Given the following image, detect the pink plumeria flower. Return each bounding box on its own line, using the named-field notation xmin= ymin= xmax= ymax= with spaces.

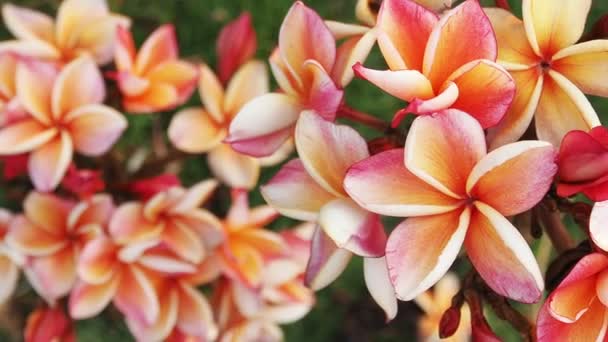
xmin=0 ymin=56 xmax=127 ymax=191
xmin=0 ymin=209 xmax=23 ymax=304
xmin=355 ymin=0 xmax=515 ymax=129
xmin=216 ymin=189 xmax=285 ymax=288
xmin=485 ymin=0 xmax=608 ymax=148
xmin=168 ymin=20 xmax=291 ymax=189
xmin=262 ymin=111 xmax=397 ymax=320
xmin=216 ymin=13 xmax=257 ymax=85
xmin=25 ymin=306 xmax=76 ymax=342
xmin=416 ymin=273 xmax=471 ymax=341
xmin=344 ymin=109 xmax=557 ymax=303
xmin=227 ymin=1 xmax=348 ymax=158
xmin=0 ymin=0 xmax=129 ymax=65
xmin=114 ymin=25 xmax=199 ymax=114
xmin=0 ymin=53 xmax=27 ymax=126
xmin=6 ymin=192 xmax=114 ymax=304
xmin=109 ymin=180 xmax=224 ymax=266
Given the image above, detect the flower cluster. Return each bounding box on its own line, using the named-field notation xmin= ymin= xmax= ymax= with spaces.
xmin=0 ymin=0 xmax=607 ymax=341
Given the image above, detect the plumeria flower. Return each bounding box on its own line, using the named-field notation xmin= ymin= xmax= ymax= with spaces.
xmin=485 ymin=0 xmax=608 ymax=148
xmin=109 ymin=180 xmax=224 ymax=266
xmin=227 ymin=1 xmax=347 ymax=158
xmin=25 ymin=306 xmax=76 ymax=342
xmin=416 ymin=273 xmax=471 ymax=342
xmin=0 ymin=53 xmax=27 ymax=126
xmin=262 ymin=111 xmax=396 ymax=320
xmin=169 ymin=16 xmax=291 ymax=189
xmin=344 ymin=109 xmax=557 ymax=302
xmin=217 ymin=189 xmax=286 ymax=288
xmin=536 ymin=202 xmax=608 ymax=342
xmin=216 ymin=13 xmax=257 ymax=85
xmin=355 ymin=0 xmax=515 ymax=129
xmin=0 ymin=0 xmax=129 ymax=65
xmin=0 ymin=56 xmax=127 ymax=191
xmin=556 ymin=126 xmax=608 ymax=201
xmin=0 ymin=209 xmax=23 ymax=305
xmin=114 ymin=25 xmax=198 ymax=113
xmin=6 ymin=192 xmax=114 ymax=304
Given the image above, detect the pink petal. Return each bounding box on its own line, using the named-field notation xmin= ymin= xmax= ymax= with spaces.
xmin=125 ymin=286 xmax=179 ymax=342
xmin=207 ymin=143 xmax=260 ymax=190
xmin=223 ymin=60 xmax=269 ymax=118
xmin=465 ymin=202 xmax=544 ymax=303
xmin=548 ymin=275 xmax=596 ymax=323
xmin=69 ymin=278 xmax=119 ymax=319
xmin=295 ymin=110 xmax=369 ymax=197
xmin=15 ymin=60 xmax=57 ymax=125
xmin=134 ymin=24 xmax=178 ymax=75
xmin=591 ymin=202 xmax=608 ymax=252
xmin=51 ymin=57 xmax=105 ymax=120
xmin=6 ymin=216 xmax=66 ymax=256
xmin=318 ymin=198 xmax=386 ymax=257
xmin=114 ymin=265 xmax=160 ymax=325
xmin=386 ymin=208 xmax=470 ymax=301
xmin=122 ymin=82 xmax=179 ymax=113
xmin=552 ymin=40 xmax=608 ymax=98
xmin=405 ymin=109 xmax=486 ymax=198
xmin=2 ymin=4 xmax=54 ymax=42
xmin=170 ymin=179 xmax=218 ymax=214
xmin=77 ymin=236 xmax=118 ymax=285
xmin=345 ymin=149 xmax=462 ymax=217
xmin=217 ymin=13 xmax=257 ymax=84
xmin=422 ymin=0 xmax=497 ymax=88
xmin=162 ymin=220 xmax=205 ymax=264
xmin=467 ymin=141 xmax=557 ymax=217
xmin=137 ymin=250 xmax=197 ymax=275
xmin=537 ymin=297 xmax=608 ymax=342
xmin=115 ymin=26 xmax=136 ymax=71
xmin=227 ymin=93 xmax=301 ymax=157
xmin=65 ymin=104 xmax=127 ymax=156
xmin=364 ymin=256 xmax=398 ymax=321
xmin=301 ymin=61 xmax=342 ymax=119
xmin=109 ymin=202 xmax=163 ymax=244
xmin=400 ymin=82 xmax=459 ymax=121
xmin=353 ymin=63 xmax=434 ymax=102
xmin=26 ymin=246 xmax=77 ymax=303
xmin=304 ymin=225 xmax=353 ymax=290
xmin=376 ymin=0 xmax=438 ymax=70
xmin=279 ymin=2 xmax=336 ymax=81
xmin=146 ymin=60 xmax=198 ymax=105
xmin=332 ymin=30 xmax=376 ymax=87
xmin=261 ymin=158 xmax=335 ymax=221
xmin=176 ymin=282 xmax=218 ymax=340
xmin=0 ymin=255 xmax=18 ymax=304
xmin=23 ymin=191 xmax=71 ymax=235
xmin=28 ymin=131 xmax=73 ymax=192
xmin=0 ymin=119 xmax=57 ymax=155
xmin=558 ymin=129 xmax=608 ymax=183
xmin=168 ymin=108 xmax=226 ymax=153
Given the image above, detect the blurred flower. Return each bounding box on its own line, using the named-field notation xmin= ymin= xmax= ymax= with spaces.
xmin=416 ymin=273 xmax=471 ymax=341
xmin=355 ymin=0 xmax=515 ymax=129
xmin=25 ymin=306 xmax=75 ymax=342
xmin=557 ymin=126 xmax=608 ymax=201
xmin=216 ymin=13 xmax=257 ymax=84
xmin=485 ymin=0 xmax=608 ymax=147
xmin=345 ymin=109 xmax=557 ymax=302
xmin=6 ymin=192 xmax=113 ymax=304
xmin=114 ymin=25 xmax=198 ymax=114
xmin=61 ymin=164 xmax=106 ymax=199
xmin=109 ymin=180 xmax=224 ymax=265
xmin=126 ymin=174 xmax=182 ymax=200
xmin=227 ymin=1 xmax=347 ymax=157
xmin=0 ymin=209 xmax=22 ymax=304
xmin=0 ymin=0 xmax=129 ymax=65
xmin=262 ymin=111 xmax=396 ymax=319
xmin=0 ymin=57 xmax=127 ymax=191
xmin=1 ymin=153 xmax=28 ymax=181
xmin=168 ymin=22 xmax=292 ymax=189
xmin=0 ymin=53 xmax=27 ymax=126
xmin=537 ymin=253 xmax=608 ymax=341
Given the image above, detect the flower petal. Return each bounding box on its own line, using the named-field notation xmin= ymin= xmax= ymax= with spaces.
xmin=55 ymin=0 xmax=109 ymax=46
xmin=318 ymin=198 xmax=386 ymax=257
xmin=401 ymin=82 xmax=459 ymax=119
xmin=447 ymin=59 xmax=515 ymax=129
xmin=279 ymin=2 xmax=335 ymax=81
xmin=301 ymin=60 xmax=342 ymax=120
xmin=72 ymin=15 xmax=130 ymax=65
xmin=122 ymin=82 xmax=178 ymax=113
xmin=51 ymin=57 xmax=105 ymax=120
xmin=198 ymin=64 xmax=225 ymax=123
xmin=217 ymin=13 xmax=257 ymax=84
xmin=591 ymin=202 xmax=608 ymax=253
xmin=227 ymin=93 xmax=301 ymax=158
xmin=16 ymin=60 xmax=57 ymax=125
xmin=207 ymin=143 xmax=259 ymax=190
xmin=2 ymin=4 xmax=54 ymax=42
xmin=114 ymin=265 xmax=160 ymax=325
xmin=69 ymin=278 xmax=119 ymax=319
xmin=168 ymin=107 xmax=225 ymax=153
xmin=77 ymin=236 xmax=117 ymax=285
xmin=6 ymin=216 xmax=66 ymax=256
xmin=537 ymin=296 xmax=608 ymax=342
xmin=26 ymin=246 xmax=77 ymax=303
xmin=295 ymin=110 xmax=369 ymax=197
xmin=126 ymin=286 xmax=178 ymax=342
xmin=0 ymin=119 xmax=57 ymax=155
xmin=522 ymin=0 xmax=591 ymax=58
xmin=170 ymin=179 xmax=218 ymax=214
xmin=467 ymin=140 xmax=557 ymax=216
xmin=387 ymin=208 xmax=470 ymax=301
xmin=23 ymin=191 xmax=71 ymax=236
xmin=134 ymin=24 xmax=178 ymax=75
xmin=405 ymin=109 xmax=486 ymax=198
xmin=115 ymin=26 xmax=135 ymax=71
xmin=0 ymin=255 xmax=18 ymax=304
xmin=423 ymin=0 xmax=497 ymax=88
xmin=146 ymin=61 xmax=197 ymax=105
xmin=28 ymin=131 xmax=73 ymax=192
xmin=162 ymin=221 xmax=205 ymax=264
xmin=176 ymin=282 xmax=218 ymax=340
xmin=65 ymin=104 xmax=127 ymax=156
xmin=345 ymin=149 xmax=462 ymax=217
xmin=261 ymin=159 xmax=335 ymax=221
xmin=304 ymin=226 xmax=353 ymax=290
xmin=484 ymin=8 xmax=539 ymax=68
xmin=547 ymin=275 xmax=596 ymax=323
xmin=224 ymin=60 xmax=269 ymax=118
xmin=353 ymin=63 xmax=434 ymax=102
xmin=109 ymin=202 xmax=163 ymax=244
xmin=552 ymin=40 xmax=608 ymax=97
xmin=466 ymin=202 xmax=544 ymax=303
xmin=364 ymin=256 xmax=398 ymax=321
xmin=535 ymin=70 xmax=600 ymax=146
xmin=332 ymin=30 xmax=377 ymax=87
xmin=376 ymin=0 xmax=438 ymax=70
xmin=486 ymin=68 xmax=544 ymax=149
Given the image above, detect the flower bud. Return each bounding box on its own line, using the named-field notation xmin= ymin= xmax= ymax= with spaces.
xmin=439 ymin=306 xmax=461 ymax=338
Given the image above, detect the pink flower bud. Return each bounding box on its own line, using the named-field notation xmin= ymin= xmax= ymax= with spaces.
xmin=439 ymin=306 xmax=461 ymax=338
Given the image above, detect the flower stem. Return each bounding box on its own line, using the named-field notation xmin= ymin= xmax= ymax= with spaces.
xmin=495 ymin=0 xmax=511 ymax=11
xmin=337 ymin=105 xmax=390 ymax=132
xmin=535 ymin=198 xmax=574 ymax=253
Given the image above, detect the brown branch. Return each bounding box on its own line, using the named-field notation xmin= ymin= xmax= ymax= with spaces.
xmin=535 ymin=198 xmax=575 ymax=253
xmin=337 ymin=105 xmax=390 ymax=132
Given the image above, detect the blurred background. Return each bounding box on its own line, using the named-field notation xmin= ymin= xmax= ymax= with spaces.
xmin=0 ymin=0 xmax=607 ymax=341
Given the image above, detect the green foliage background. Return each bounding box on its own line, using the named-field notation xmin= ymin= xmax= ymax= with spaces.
xmin=0 ymin=0 xmax=607 ymax=341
